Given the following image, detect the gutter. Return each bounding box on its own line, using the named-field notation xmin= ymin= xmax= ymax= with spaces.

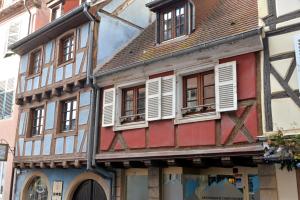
xmin=95 ymin=27 xmax=262 ymax=78
xmin=24 ymin=0 xmax=31 ymax=35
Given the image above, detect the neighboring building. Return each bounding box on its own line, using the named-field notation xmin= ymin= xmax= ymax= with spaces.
xmin=0 ymin=0 xmax=49 ymax=199
xmin=258 ymin=0 xmax=300 ymax=199
xmin=10 ymin=0 xmax=153 ymax=199
xmin=93 ymin=0 xmax=265 ymax=199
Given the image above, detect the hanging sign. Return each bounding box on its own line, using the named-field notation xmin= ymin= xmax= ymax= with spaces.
xmin=0 ymin=144 xmax=8 ymax=161
xmin=52 ymin=180 xmax=63 ymax=200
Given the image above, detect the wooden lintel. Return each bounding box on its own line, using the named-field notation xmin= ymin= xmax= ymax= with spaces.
xmin=29 ymin=162 xmax=35 ymax=169
xmin=42 ymin=91 xmax=51 ymax=99
xmin=52 ymin=88 xmax=61 ymax=97
xmin=62 ymin=161 xmax=69 ymax=168
xmin=39 ymin=162 xmax=45 ymax=169
xmin=104 ymin=162 xmax=111 ymax=167
xmin=50 ymin=161 xmax=55 ymax=169
xmin=221 ymin=157 xmax=233 ymax=167
xmin=32 ymin=93 xmax=42 ymax=102
xmin=74 ymin=160 xmax=81 ymax=168
xmin=167 ymin=159 xmax=176 ymax=166
xmin=123 ymin=161 xmax=130 ymax=168
xmin=16 ymin=98 xmax=24 ymax=105
xmin=20 ymin=162 xmax=25 ymax=168
xmin=252 ymin=156 xmax=264 ymax=164
xmin=63 ymin=84 xmax=72 ymax=93
xmin=74 ymin=80 xmax=84 ymax=89
xmin=25 ymin=96 xmax=32 ymax=103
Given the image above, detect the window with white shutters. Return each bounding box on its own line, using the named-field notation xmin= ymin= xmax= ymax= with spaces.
xmin=0 ymin=78 xmax=15 ymax=120
xmin=215 ymin=61 xmax=237 ymax=112
xmin=102 ymin=88 xmax=115 ymax=127
xmin=146 ymin=78 xmax=161 ymax=121
xmin=161 ymin=75 xmax=176 ymax=119
xmin=146 ymin=75 xmax=176 ymax=121
xmin=293 ymin=35 xmax=300 ymax=91
xmin=5 ymin=21 xmax=20 ymax=53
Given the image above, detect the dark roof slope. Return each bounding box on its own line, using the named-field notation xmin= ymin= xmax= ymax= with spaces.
xmin=95 ymin=0 xmax=259 ymax=76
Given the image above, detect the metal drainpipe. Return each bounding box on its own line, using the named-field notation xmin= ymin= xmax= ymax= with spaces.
xmin=83 ymin=3 xmax=95 ymax=170
xmin=83 ymin=5 xmax=116 ymax=200
xmin=92 ymin=85 xmax=100 ymax=167
xmin=24 ymin=0 xmax=32 ymax=35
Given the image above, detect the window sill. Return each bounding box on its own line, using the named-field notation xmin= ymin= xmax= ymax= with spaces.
xmin=174 ymin=111 xmax=221 ymax=125
xmin=113 ymin=121 xmax=148 ymax=131
xmin=57 ymin=59 xmax=74 ymax=68
xmin=26 ymin=72 xmax=41 ymax=80
xmin=24 ymin=135 xmax=43 ymax=141
xmin=55 ymin=131 xmax=76 ymax=138
xmin=157 ymin=35 xmax=188 ymax=46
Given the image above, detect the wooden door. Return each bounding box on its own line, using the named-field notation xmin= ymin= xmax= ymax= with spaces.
xmin=73 ymin=179 xmax=107 ymax=200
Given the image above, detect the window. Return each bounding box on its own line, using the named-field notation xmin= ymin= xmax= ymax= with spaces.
xmin=182 ymin=71 xmax=215 ymax=115
xmin=5 ymin=21 xmax=20 ymax=54
xmin=61 ymin=99 xmax=77 ymax=132
xmin=28 ymin=49 xmax=41 ymax=75
xmin=59 ymin=34 xmax=74 ymax=64
xmin=121 ymin=86 xmax=145 ymax=123
xmin=51 ymin=5 xmax=61 ymax=21
xmin=30 ymin=107 xmax=44 ymax=137
xmin=0 ymin=78 xmax=14 ymax=120
xmin=160 ymin=3 xmax=187 ymax=42
xmin=0 ymin=162 xmax=5 ymax=198
xmin=26 ymin=176 xmax=48 ymax=200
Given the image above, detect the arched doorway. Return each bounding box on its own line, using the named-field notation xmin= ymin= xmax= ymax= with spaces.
xmin=25 ymin=176 xmax=48 ymax=200
xmin=72 ymin=179 xmax=107 ymax=200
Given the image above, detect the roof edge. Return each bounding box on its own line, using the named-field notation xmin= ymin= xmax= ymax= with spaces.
xmin=94 ymin=27 xmax=262 ymax=78
xmin=9 ymin=3 xmax=92 ymax=54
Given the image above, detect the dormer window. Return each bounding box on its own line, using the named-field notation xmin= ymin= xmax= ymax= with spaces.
xmin=51 ymin=5 xmax=61 ymax=21
xmin=152 ymin=0 xmax=195 ymax=43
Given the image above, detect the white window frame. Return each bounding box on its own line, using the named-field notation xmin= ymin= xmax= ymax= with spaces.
xmin=174 ymin=62 xmax=221 ymax=125
xmin=113 ymin=79 xmax=148 ymax=131
xmin=0 ymin=78 xmax=15 ymax=120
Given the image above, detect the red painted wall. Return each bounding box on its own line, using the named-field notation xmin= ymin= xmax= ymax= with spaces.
xmin=63 ymin=0 xmax=80 ymax=13
xmin=99 ymin=52 xmax=259 ymax=152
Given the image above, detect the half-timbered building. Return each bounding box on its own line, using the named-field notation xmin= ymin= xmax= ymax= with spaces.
xmin=259 ymin=0 xmax=300 ymax=199
xmin=94 ymin=0 xmax=265 ymax=199
xmin=9 ymin=0 xmax=153 ymax=199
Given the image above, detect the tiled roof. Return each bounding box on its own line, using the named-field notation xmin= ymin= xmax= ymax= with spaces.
xmin=95 ymin=0 xmax=259 ymax=76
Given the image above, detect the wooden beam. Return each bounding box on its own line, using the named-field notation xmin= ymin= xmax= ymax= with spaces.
xmin=16 ymin=98 xmax=24 ymax=105
xmin=74 ymin=80 xmax=84 ymax=89
xmin=39 ymin=162 xmax=46 ymax=169
xmin=62 ymin=161 xmax=69 ymax=168
xmin=42 ymin=91 xmax=51 ymax=99
xmin=25 ymin=96 xmax=32 ymax=103
xmin=167 ymin=159 xmax=176 ymax=166
xmin=63 ymin=84 xmax=72 ymax=93
xmin=221 ymin=157 xmax=233 ymax=167
xmin=74 ymin=160 xmax=81 ymax=168
xmin=29 ymin=162 xmax=35 ymax=169
xmin=50 ymin=161 xmax=55 ymax=169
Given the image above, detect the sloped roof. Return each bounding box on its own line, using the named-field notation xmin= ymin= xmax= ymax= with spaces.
xmin=95 ymin=0 xmax=259 ymax=77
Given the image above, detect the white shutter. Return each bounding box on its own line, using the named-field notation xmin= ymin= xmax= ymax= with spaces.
xmin=293 ymin=35 xmax=300 ymax=91
xmin=6 ymin=21 xmax=20 ymax=51
xmin=146 ymin=78 xmax=161 ymax=121
xmin=161 ymin=75 xmax=176 ymax=119
xmin=102 ymin=88 xmax=115 ymax=127
xmin=215 ymin=61 xmax=237 ymax=112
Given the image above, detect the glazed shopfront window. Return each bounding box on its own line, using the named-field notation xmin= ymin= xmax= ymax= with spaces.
xmin=26 ymin=176 xmax=48 ymax=200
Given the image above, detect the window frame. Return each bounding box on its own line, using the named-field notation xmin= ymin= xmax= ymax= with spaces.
xmin=159 ymin=1 xmax=189 ymax=42
xmin=27 ymin=47 xmax=43 ymax=77
xmin=174 ymin=63 xmax=220 ymax=125
xmin=50 ymin=4 xmax=62 ymax=21
xmin=29 ymin=106 xmax=45 ymax=137
xmin=0 ymin=78 xmax=14 ymax=120
xmin=59 ymin=98 xmax=78 ymax=133
xmin=121 ymin=85 xmax=146 ymax=124
xmin=57 ymin=30 xmax=76 ymax=66
xmin=182 ymin=70 xmax=215 ymax=115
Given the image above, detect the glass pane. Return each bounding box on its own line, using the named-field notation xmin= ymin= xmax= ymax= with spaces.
xmin=248 ymin=175 xmax=260 ymax=200
xmin=204 ymin=86 xmax=215 ymax=99
xmin=204 ymin=73 xmax=214 ymax=86
xmin=27 ymin=177 xmax=48 ymax=200
xmin=204 ymin=98 xmax=215 ymax=105
xmin=187 ymin=89 xmax=197 ymax=101
xmin=187 ymin=101 xmax=197 ymax=108
xmin=187 ymin=77 xmax=197 ymax=89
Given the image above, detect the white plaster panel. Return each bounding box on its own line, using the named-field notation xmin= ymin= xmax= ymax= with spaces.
xmin=277 ymin=17 xmax=300 ymax=28
xmin=276 ymin=0 xmax=300 ymax=17
xmin=275 ymin=164 xmax=299 ymax=200
xmin=271 ymin=58 xmax=293 ymax=78
xmin=288 ymin=67 xmax=300 ymax=90
xmin=270 ymin=74 xmax=284 ymax=93
xmin=272 ymin=98 xmax=300 ymax=130
xmin=268 ymin=30 xmax=300 ymax=56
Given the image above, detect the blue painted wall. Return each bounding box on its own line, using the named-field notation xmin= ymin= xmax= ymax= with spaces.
xmin=14 ymin=168 xmax=111 ymax=200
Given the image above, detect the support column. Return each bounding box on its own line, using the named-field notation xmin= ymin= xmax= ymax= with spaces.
xmin=148 ymin=167 xmax=161 ymax=200
xmin=258 ymin=164 xmax=278 ymax=200
xmin=115 ymin=169 xmax=124 ymax=200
